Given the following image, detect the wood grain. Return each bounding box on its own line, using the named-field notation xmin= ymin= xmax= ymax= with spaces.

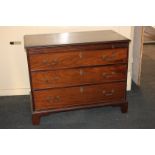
xmin=27 ymin=42 xmax=129 ymax=54
xmin=24 ymin=30 xmax=130 ymax=48
xmin=33 ymin=82 xmax=126 ymax=111
xmin=29 ymin=48 xmax=128 ymax=71
xmin=24 ymin=31 xmax=129 ymax=125
xmin=31 ymin=64 xmax=127 ymax=90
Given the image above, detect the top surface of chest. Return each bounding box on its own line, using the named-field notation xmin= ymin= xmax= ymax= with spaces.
xmin=24 ymin=30 xmax=130 ymax=48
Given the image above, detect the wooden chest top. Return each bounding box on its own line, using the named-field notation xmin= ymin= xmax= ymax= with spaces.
xmin=24 ymin=30 xmax=130 ymax=48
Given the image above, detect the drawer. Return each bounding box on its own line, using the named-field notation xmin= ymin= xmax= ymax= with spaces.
xmin=33 ymin=82 xmax=126 ymax=111
xmin=31 ymin=65 xmax=127 ymax=90
xmin=29 ymin=48 xmax=128 ymax=71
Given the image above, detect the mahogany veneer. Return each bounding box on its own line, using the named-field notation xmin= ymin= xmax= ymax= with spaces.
xmin=24 ymin=30 xmax=130 ymax=125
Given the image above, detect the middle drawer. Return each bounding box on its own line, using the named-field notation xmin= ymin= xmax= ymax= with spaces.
xmin=31 ymin=64 xmax=127 ymax=90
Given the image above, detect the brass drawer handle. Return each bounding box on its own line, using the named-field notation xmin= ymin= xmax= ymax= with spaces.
xmin=105 ymin=92 xmax=114 ymax=96
xmin=42 ymin=59 xmax=58 ymax=66
xmin=102 ymin=89 xmax=115 ymax=96
xmin=102 ymin=55 xmax=108 ymax=61
xmin=42 ymin=60 xmax=48 ymax=64
xmin=54 ymin=96 xmax=61 ymax=102
xmin=102 ymin=72 xmax=116 ymax=78
xmin=46 ymin=96 xmax=52 ymax=102
xmin=51 ymin=59 xmax=58 ymax=65
xmin=102 ymin=55 xmax=115 ymax=61
xmin=46 ymin=96 xmax=61 ymax=103
xmin=102 ymin=73 xmax=110 ymax=78
xmin=44 ymin=76 xmax=60 ymax=83
xmin=111 ymin=71 xmax=116 ymax=75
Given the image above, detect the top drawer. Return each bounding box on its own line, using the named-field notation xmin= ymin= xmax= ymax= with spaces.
xmin=28 ymin=48 xmax=128 ymax=71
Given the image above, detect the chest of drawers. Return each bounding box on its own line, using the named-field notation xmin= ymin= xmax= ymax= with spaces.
xmin=24 ymin=30 xmax=130 ymax=125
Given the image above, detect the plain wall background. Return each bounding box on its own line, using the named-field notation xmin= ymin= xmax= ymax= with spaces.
xmin=0 ymin=26 xmax=133 ymax=96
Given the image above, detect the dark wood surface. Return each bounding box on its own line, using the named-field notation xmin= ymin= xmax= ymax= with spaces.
xmin=24 ymin=30 xmax=129 ymax=125
xmin=31 ymin=64 xmax=127 ymax=90
xmin=24 ymin=30 xmax=129 ymax=48
xmin=33 ymin=82 xmax=126 ymax=111
xmin=29 ymin=48 xmax=128 ymax=71
xmin=27 ymin=42 xmax=129 ymax=54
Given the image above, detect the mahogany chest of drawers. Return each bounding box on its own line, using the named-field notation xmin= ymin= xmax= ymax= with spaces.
xmin=24 ymin=30 xmax=130 ymax=125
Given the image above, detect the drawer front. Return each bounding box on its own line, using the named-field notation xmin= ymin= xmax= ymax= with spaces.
xmin=31 ymin=65 xmax=127 ymax=90
xmin=33 ymin=82 xmax=126 ymax=111
xmin=29 ymin=48 xmax=128 ymax=71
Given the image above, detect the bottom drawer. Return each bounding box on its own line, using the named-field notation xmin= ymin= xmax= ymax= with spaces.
xmin=33 ymin=82 xmax=126 ymax=111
